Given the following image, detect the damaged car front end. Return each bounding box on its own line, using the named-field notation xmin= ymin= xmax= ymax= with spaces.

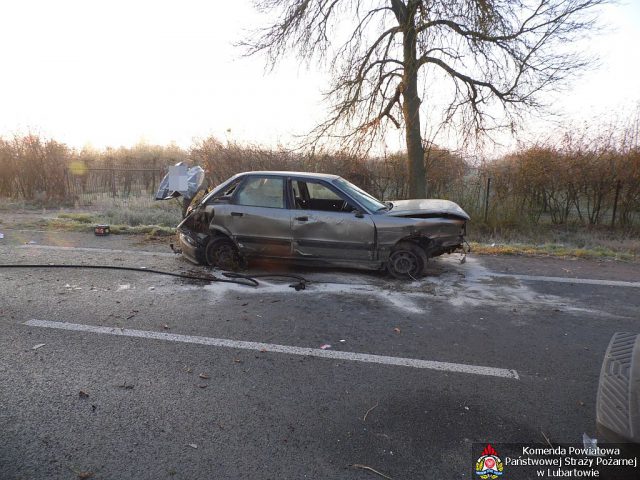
xmin=159 ymin=171 xmax=470 ymax=279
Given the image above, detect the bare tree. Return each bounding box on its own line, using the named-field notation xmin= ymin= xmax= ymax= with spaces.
xmin=244 ymin=0 xmax=607 ymax=198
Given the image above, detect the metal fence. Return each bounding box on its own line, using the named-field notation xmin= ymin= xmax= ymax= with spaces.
xmin=66 ymin=168 xmax=164 ymax=206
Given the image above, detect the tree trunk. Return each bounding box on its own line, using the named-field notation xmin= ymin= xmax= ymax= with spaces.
xmin=400 ymin=4 xmax=425 ymax=198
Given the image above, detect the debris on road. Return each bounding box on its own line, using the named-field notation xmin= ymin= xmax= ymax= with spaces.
xmin=319 ymin=344 xmax=331 ymax=350
xmin=79 ymin=390 xmax=89 ymax=398
xmin=363 ymin=402 xmax=379 ymax=422
xmin=198 ymin=373 xmax=210 ymax=379
xmin=163 ymin=324 xmax=170 ymax=330
xmin=117 ymin=284 xmax=131 ymax=291
xmin=94 ymin=224 xmax=110 ymax=236
xmin=32 ymin=343 xmax=46 ymax=350
xmin=0 ymin=232 xmax=4 ymax=239
xmin=117 ymin=382 xmax=134 ymax=390
xmin=351 ymin=464 xmax=393 ymax=479
xmin=198 ymin=384 xmax=208 ymax=389
xmin=187 ymin=444 xmax=198 ymax=449
xmin=393 ymin=327 xmax=401 ymax=333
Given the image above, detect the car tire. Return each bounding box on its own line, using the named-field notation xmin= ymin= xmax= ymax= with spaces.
xmin=205 ymin=236 xmax=242 ymax=271
xmin=386 ymin=241 xmax=428 ymax=279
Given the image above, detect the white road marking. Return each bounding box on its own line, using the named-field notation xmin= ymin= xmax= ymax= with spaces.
xmin=24 ymin=319 xmax=519 ymax=380
xmin=19 ymin=244 xmax=177 ymax=257
xmin=488 ymin=273 xmax=640 ymax=288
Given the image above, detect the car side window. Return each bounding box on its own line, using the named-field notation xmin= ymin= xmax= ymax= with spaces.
xmin=221 ymin=181 xmax=241 ymax=197
xmin=235 ymin=177 xmax=285 ymax=209
xmin=205 ymin=178 xmax=242 ymax=204
xmin=293 ymin=180 xmax=355 ymax=212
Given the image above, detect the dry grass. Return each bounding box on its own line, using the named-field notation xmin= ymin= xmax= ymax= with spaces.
xmin=4 ymin=197 xmax=181 ymax=237
xmin=470 ymin=242 xmax=636 ymax=261
xmin=469 ymin=222 xmax=639 ymax=261
xmin=45 ymin=216 xmax=176 ymax=236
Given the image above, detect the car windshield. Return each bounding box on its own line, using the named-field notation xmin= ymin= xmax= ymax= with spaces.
xmin=334 ymin=178 xmax=388 ymax=212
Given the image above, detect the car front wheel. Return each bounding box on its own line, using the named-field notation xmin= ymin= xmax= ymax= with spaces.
xmin=386 ymin=241 xmax=428 ymax=279
xmin=205 ymin=236 xmax=242 ymax=271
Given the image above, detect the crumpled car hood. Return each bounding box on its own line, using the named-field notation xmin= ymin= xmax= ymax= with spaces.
xmin=384 ymin=199 xmax=470 ymax=220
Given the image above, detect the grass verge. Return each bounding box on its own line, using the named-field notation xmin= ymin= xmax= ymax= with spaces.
xmin=44 ymin=217 xmax=176 ymax=236
xmin=470 ymin=242 xmax=636 ymax=261
xmin=469 ymin=222 xmax=639 ymax=261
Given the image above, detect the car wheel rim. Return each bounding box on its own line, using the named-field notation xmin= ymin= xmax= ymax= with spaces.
xmin=212 ymin=243 xmax=238 ymax=270
xmin=390 ymin=251 xmax=419 ymax=276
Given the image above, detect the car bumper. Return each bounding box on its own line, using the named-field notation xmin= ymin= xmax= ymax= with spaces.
xmin=178 ymin=230 xmax=203 ymax=265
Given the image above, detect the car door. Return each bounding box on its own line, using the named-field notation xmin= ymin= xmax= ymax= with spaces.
xmin=290 ymin=178 xmax=376 ymax=261
xmin=227 ymin=175 xmax=292 ymax=258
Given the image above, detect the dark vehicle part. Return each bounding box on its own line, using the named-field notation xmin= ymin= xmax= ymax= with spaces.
xmin=596 ymin=332 xmax=640 ymax=443
xmin=205 ymin=236 xmax=243 ymax=271
xmin=386 ymin=241 xmax=428 ymax=279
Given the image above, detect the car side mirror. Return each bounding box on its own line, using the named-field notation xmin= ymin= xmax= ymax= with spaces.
xmin=354 ymin=210 xmax=364 ymax=218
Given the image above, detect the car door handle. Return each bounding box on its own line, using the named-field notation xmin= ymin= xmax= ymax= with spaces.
xmin=295 ymin=216 xmax=308 ymax=222
xmin=231 ymin=212 xmax=243 ymax=217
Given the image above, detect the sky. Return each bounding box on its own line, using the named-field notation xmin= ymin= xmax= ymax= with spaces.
xmin=0 ymin=0 xmax=638 ymax=154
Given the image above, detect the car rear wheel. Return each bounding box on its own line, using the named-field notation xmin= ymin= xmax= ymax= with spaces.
xmin=387 ymin=241 xmax=428 ymax=279
xmin=205 ymin=237 xmax=242 ymax=271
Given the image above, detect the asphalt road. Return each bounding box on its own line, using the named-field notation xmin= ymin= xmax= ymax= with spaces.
xmin=1 ymin=231 xmax=639 ymax=479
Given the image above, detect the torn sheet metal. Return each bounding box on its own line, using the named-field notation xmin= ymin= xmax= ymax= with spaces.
xmin=155 ymin=162 xmax=206 ymax=201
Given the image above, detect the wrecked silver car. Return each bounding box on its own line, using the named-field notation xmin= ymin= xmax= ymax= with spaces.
xmin=171 ymin=171 xmax=469 ymax=279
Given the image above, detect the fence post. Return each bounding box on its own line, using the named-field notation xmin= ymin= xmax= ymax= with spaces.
xmin=110 ymin=168 xmax=116 ymax=198
xmin=611 ymin=179 xmax=622 ymax=228
xmin=484 ymin=176 xmax=491 ymax=222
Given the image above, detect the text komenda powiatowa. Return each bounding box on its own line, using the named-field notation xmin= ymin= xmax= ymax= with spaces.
xmin=503 ymin=446 xmax=637 ymax=468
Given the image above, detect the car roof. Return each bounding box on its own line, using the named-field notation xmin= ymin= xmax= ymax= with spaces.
xmin=237 ymin=171 xmax=340 ymax=181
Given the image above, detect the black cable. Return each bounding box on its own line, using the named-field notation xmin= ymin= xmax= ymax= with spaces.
xmin=0 ymin=264 xmax=259 ymax=287
xmin=221 ymin=272 xmax=310 ymax=290
xmin=223 ymin=272 xmax=308 ymax=281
